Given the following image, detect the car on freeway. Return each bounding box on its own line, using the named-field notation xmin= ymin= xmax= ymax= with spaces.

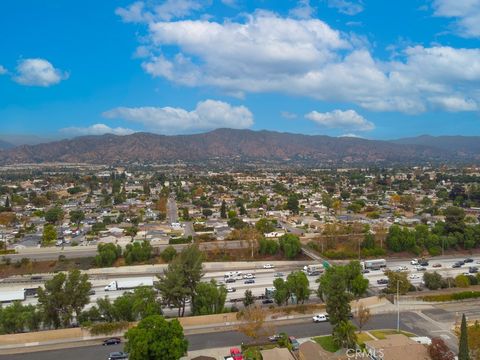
xmin=262 ymin=298 xmax=274 ymax=304
xmin=313 ymin=313 xmax=329 ymax=323
xmin=362 ymin=269 xmax=370 ymax=274
xmin=243 ymin=273 xmax=255 ymax=279
xmin=230 ymin=347 xmax=243 ymax=360
xmin=416 ymin=266 xmax=427 ymax=271
xmin=103 ymin=337 xmax=121 ymax=346
xmin=469 ymin=267 xmax=479 ymax=273
xmin=464 ymin=258 xmax=474 ymax=263
xmin=432 ymin=263 xmax=442 ymax=268
xmin=396 ymin=266 xmax=408 ymax=272
xmin=226 ymin=278 xmax=236 ymax=283
xmin=274 ymin=272 xmax=285 ymax=277
xmin=227 ymin=287 xmax=236 ymax=292
xmin=410 ymin=259 xmax=419 ymax=265
xmin=244 ymin=279 xmax=255 ymax=284
xmin=419 ymin=260 xmax=429 ymax=266
xmin=463 ymin=272 xmax=473 ymax=277
xmin=289 ymin=336 xmax=300 ymax=351
xmin=377 ymin=279 xmax=388 ymax=285
xmin=263 ymin=264 xmax=274 ymax=269
xmin=108 ymin=352 xmax=128 ymax=360
xmin=409 ymin=274 xmax=420 ymax=280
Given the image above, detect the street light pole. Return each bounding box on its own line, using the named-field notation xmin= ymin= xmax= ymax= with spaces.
xmin=396 ymin=279 xmax=400 ymax=333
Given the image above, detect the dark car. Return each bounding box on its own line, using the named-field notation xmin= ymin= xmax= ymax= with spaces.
xmin=244 ymin=279 xmax=255 ymax=284
xmin=103 ymin=337 xmax=121 ymax=346
xmin=268 ymin=334 xmax=282 ymax=342
xmin=108 ymin=352 xmax=128 ymax=360
xmin=262 ymin=299 xmax=274 ymax=304
xmin=377 ymin=279 xmax=388 ymax=285
xmin=464 ymin=258 xmax=474 ymax=263
xmin=469 ymin=267 xmax=479 ymax=273
xmin=289 ymin=336 xmax=300 ymax=351
xmin=362 ymin=269 xmax=370 ymax=274
xmin=419 ymin=261 xmax=429 ymax=266
xmin=226 ymin=278 xmax=236 ymax=283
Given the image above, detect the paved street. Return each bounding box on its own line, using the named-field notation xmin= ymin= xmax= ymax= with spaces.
xmin=167 ymin=197 xmax=178 ymax=224
xmin=0 ymin=312 xmax=432 ymax=360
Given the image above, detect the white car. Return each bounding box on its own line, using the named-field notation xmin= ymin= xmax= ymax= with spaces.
xmin=416 ymin=266 xmax=427 ymax=271
xmin=409 ymin=274 xmax=420 ymax=280
xmin=396 ymin=266 xmax=408 ymax=272
xmin=313 ymin=313 xmax=329 ymax=323
xmin=410 ymin=259 xmax=419 ymax=265
xmin=227 ymin=287 xmax=236 ymax=293
xmin=263 ymin=264 xmax=274 ymax=269
xmin=243 ymin=273 xmax=255 ymax=279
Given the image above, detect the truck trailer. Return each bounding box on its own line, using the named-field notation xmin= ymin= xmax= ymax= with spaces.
xmin=105 ymin=277 xmax=154 ymax=291
xmin=361 ymin=259 xmax=387 ymax=270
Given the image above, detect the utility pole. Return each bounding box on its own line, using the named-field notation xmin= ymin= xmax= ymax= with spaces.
xmin=396 ymin=279 xmax=400 ymax=333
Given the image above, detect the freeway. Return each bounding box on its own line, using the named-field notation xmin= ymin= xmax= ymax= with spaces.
xmin=0 ymin=312 xmax=437 ymax=360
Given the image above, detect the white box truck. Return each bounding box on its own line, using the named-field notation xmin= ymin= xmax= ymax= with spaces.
xmin=105 ymin=277 xmax=154 ymax=291
xmin=0 ymin=289 xmax=26 ymax=303
xmin=361 ymin=259 xmax=387 ymax=270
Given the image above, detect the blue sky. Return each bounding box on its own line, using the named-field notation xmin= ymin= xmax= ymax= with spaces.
xmin=1 ymin=0 xmax=480 ymax=141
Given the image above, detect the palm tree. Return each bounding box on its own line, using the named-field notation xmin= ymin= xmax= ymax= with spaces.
xmin=333 ymin=320 xmax=357 ymax=348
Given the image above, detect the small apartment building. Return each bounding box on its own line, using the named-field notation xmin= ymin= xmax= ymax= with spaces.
xmin=364 ymin=334 xmax=430 ymax=360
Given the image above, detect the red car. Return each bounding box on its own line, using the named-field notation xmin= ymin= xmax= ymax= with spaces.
xmin=230 ymin=347 xmax=244 ymax=360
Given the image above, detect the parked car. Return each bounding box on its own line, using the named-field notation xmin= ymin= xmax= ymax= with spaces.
xmin=230 ymin=347 xmax=243 ymax=360
xmin=377 ymin=279 xmax=388 ymax=285
xmin=313 ymin=313 xmax=329 ymax=323
xmin=108 ymin=352 xmax=128 ymax=360
xmin=263 ymin=264 xmax=274 ymax=269
xmin=244 ymin=279 xmax=255 ymax=284
xmin=103 ymin=337 xmax=121 ymax=346
xmin=289 ymin=336 xmax=300 ymax=351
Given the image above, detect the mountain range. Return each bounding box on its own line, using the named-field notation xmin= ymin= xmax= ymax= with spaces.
xmin=0 ymin=129 xmax=478 ymax=166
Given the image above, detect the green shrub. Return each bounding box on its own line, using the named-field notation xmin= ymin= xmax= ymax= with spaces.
xmin=422 ymin=291 xmax=480 ymax=302
xmin=88 ymin=321 xmax=130 ymax=335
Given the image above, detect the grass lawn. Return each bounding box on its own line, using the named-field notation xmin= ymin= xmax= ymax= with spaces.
xmin=313 ymin=335 xmax=340 ymax=353
xmin=369 ymin=329 xmax=415 ymax=339
xmin=356 ymin=332 xmax=374 ymax=346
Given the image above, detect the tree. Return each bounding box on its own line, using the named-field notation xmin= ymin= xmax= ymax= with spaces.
xmin=160 ymin=246 xmax=177 ymax=262
xmin=69 ymin=210 xmax=85 ymax=226
xmin=243 ymin=289 xmax=255 ymax=307
xmin=220 ymin=200 xmax=227 ymax=219
xmin=273 ymin=278 xmax=289 ymax=306
xmin=351 ymin=274 xmax=369 ymax=299
xmin=37 ymin=269 xmax=92 ymax=328
xmin=45 ymin=207 xmax=64 ymax=224
xmin=322 ymin=193 xmax=333 ymax=210
xmin=459 ymin=313 xmax=470 ymax=360
xmin=279 ymin=234 xmax=301 ymax=259
xmin=124 ymin=240 xmax=152 ymax=265
xmin=385 ymin=271 xmax=411 ymax=295
xmin=4 ymin=196 xmax=10 ymax=210
xmin=125 ymin=315 xmax=188 ymax=360
xmin=429 ymin=337 xmax=455 ymax=360
xmin=423 ymin=272 xmax=443 ymax=290
xmin=192 ymin=280 xmax=227 ymax=316
xmin=355 ymin=303 xmax=371 ymax=333
xmin=362 ymin=233 xmax=375 ymax=249
xmin=255 ymin=218 xmax=276 ymax=234
xmin=202 ymin=208 xmax=213 ymax=218
xmin=286 ymin=194 xmax=299 ymax=214
xmin=317 ymin=266 xmax=352 ymax=326
xmin=42 ymin=224 xmax=57 ymax=246
xmin=333 ymin=320 xmax=357 ymax=348
xmin=124 ymin=226 xmax=139 ymax=241
xmin=95 ymin=243 xmax=122 ymax=267
xmin=455 ymin=275 xmax=471 ymax=288
xmin=238 ymin=305 xmax=274 ymax=342
xmin=0 ymin=302 xmax=41 ymax=334
xmin=286 ymin=271 xmax=310 ymax=304
xmin=444 ymin=206 xmax=466 ymax=234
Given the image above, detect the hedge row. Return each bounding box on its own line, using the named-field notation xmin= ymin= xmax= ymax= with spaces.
xmin=422 ymin=291 xmax=480 ymax=302
xmin=89 ymin=321 xmax=130 ymax=335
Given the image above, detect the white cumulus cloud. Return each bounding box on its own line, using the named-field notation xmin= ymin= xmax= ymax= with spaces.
xmin=0 ymin=65 xmax=7 ymax=75
xmin=13 ymin=59 xmax=68 ymax=87
xmin=305 ymin=109 xmax=374 ymax=131
xmin=60 ymin=124 xmax=135 ymax=136
xmin=102 ymin=99 xmax=254 ymax=134
xmin=120 ymin=6 xmax=480 ymax=114
xmin=433 ymin=0 xmax=480 ymax=38
xmin=326 ymin=0 xmax=364 ymax=15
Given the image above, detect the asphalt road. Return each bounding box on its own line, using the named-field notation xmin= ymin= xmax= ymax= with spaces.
xmin=0 ymin=312 xmax=427 ymax=360
xmin=167 ymin=197 xmax=178 ymax=224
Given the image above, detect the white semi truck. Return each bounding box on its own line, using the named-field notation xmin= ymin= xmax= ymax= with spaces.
xmin=104 ymin=277 xmax=154 ymax=291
